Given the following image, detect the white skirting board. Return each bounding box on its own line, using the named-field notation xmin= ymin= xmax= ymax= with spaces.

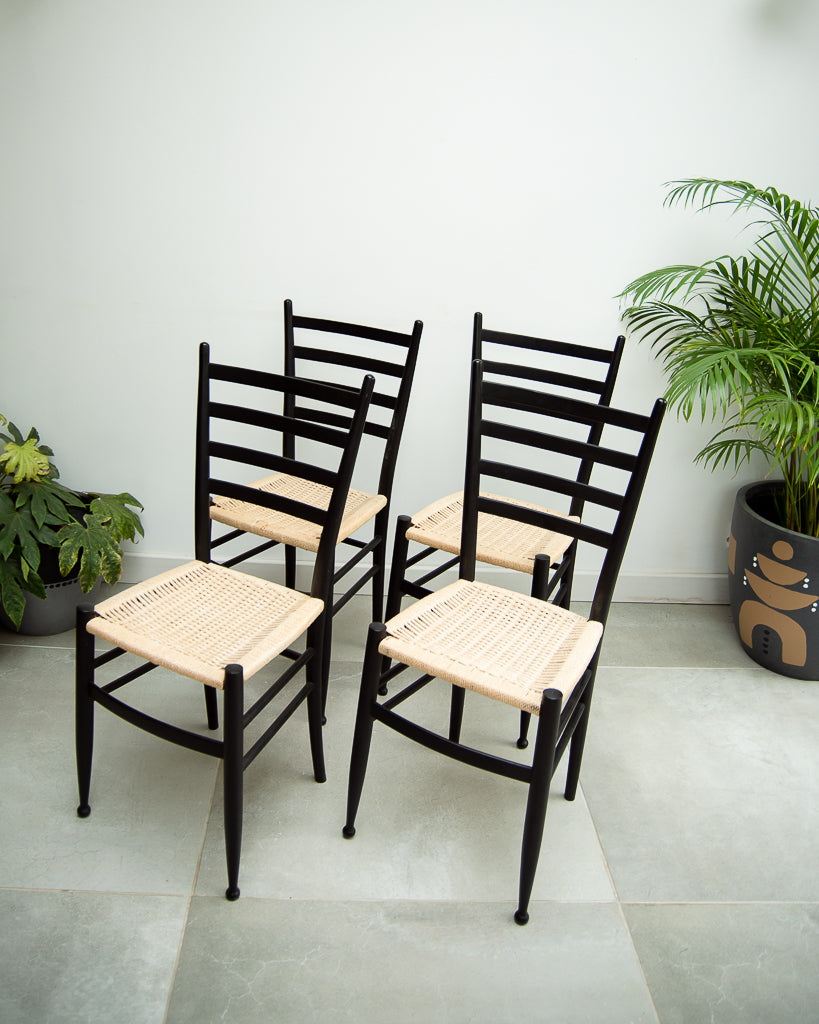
xmin=121 ymin=553 xmax=729 ymax=605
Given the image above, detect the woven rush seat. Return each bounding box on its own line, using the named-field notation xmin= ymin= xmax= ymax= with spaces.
xmin=406 ymin=491 xmax=578 ymax=574
xmin=87 ymin=560 xmax=324 ymax=688
xmin=379 ymin=578 xmax=603 ymax=716
xmin=209 ymin=473 xmax=387 ymax=552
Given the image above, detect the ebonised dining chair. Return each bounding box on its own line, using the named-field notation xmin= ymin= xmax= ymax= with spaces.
xmin=75 ymin=343 xmax=374 ymax=900
xmin=343 ymin=360 xmax=664 ymax=924
xmin=208 ymin=299 xmax=423 ymax=703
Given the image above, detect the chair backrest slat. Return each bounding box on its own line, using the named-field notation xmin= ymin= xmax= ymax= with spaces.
xmin=479 ymin=461 xmax=627 ymax=514
xmin=291 ymin=403 xmax=392 ymax=441
xmin=477 ymin=495 xmax=615 ymax=549
xmin=291 ymin=313 xmax=414 ymax=348
xmin=293 ymin=344 xmax=406 ymax=380
xmin=479 ymin=325 xmax=618 ymax=366
xmin=208 ymin=441 xmax=338 ymax=490
xmin=210 ymin=361 xmax=364 ymax=409
xmin=481 ymin=359 xmax=608 ymax=397
xmin=209 ymin=402 xmax=351 ymax=450
xmin=483 ymin=379 xmax=647 ymax=433
xmin=482 ymin=419 xmax=639 ymax=473
xmin=209 ymin=478 xmax=330 ymax=527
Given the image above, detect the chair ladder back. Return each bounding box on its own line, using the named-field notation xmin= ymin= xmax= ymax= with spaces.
xmin=459 ymin=359 xmax=666 ymax=630
xmin=472 ymin=313 xmax=626 ymax=519
xmin=283 ymin=299 xmax=422 ymax=500
xmin=195 ymin=342 xmax=375 ymax=581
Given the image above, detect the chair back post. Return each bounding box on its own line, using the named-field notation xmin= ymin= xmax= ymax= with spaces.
xmin=309 ymin=374 xmax=376 ymax=600
xmin=194 ymin=342 xmax=213 ymax=561
xmin=569 ymin=333 xmax=626 ymax=519
xmin=471 ymin=311 xmax=484 ymax=361
xmin=458 ymin=359 xmax=484 ymax=582
xmin=375 ymin=318 xmax=423 ymax=502
xmin=589 ymin=397 xmax=666 ymax=627
xmin=282 ymin=299 xmax=297 ymax=461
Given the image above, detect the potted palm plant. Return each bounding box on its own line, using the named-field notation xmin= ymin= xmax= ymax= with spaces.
xmin=0 ymin=416 xmax=144 ymax=634
xmin=619 ymin=177 xmax=819 ymax=678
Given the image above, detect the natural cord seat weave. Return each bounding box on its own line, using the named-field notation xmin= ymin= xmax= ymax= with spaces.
xmin=406 ymin=490 xmax=577 ymax=574
xmin=87 ymin=560 xmax=324 ymax=689
xmin=210 ymin=473 xmax=387 ymax=552
xmin=379 ymin=579 xmax=603 ymax=716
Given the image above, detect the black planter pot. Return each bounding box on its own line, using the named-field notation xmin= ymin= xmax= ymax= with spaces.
xmin=729 ymin=481 xmax=819 ymax=679
xmin=1 ymin=496 xmax=100 ymax=635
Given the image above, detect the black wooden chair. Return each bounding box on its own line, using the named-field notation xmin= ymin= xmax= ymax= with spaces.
xmin=385 ymin=312 xmax=624 ymax=624
xmin=208 ymin=299 xmax=423 ymax=700
xmin=343 ymin=361 xmax=664 ymax=924
xmin=75 ymin=343 xmax=374 ymax=900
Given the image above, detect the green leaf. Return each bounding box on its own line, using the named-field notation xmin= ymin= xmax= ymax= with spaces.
xmin=0 ymin=436 xmax=52 ymax=483
xmin=0 ymin=558 xmax=26 ymax=628
xmin=0 ymin=501 xmax=61 ymax=570
xmin=57 ymin=512 xmax=125 ymax=592
xmin=87 ymin=492 xmax=144 ymax=544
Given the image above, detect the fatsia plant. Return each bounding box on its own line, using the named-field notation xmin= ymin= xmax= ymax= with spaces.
xmin=0 ymin=415 xmax=144 ymax=629
xmin=618 ymin=178 xmax=819 ymax=537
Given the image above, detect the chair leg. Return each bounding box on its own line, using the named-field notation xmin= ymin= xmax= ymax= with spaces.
xmin=306 ymin=623 xmax=327 ymax=784
xmin=343 ymin=623 xmax=386 ymax=839
xmin=518 ymin=554 xmax=550 ymax=750
xmin=204 ymin=685 xmax=219 ymax=730
xmin=75 ymin=605 xmax=96 ymax=819
xmin=565 ymin=667 xmax=597 ymax=801
xmin=380 ymin=514 xmax=411 ymax=693
xmin=515 ymin=689 xmax=562 ymax=926
xmin=285 ymin=545 xmax=297 ymax=591
xmin=320 ymin=600 xmax=335 ymax=719
xmin=371 ymin=511 xmax=389 ymax=624
xmin=516 ymin=711 xmax=531 ymax=750
xmin=222 ymin=666 xmax=244 ymax=901
xmin=563 ymin=707 xmax=588 ymax=802
xmin=448 ymin=685 xmax=465 ymax=743
xmin=384 ymin=514 xmax=411 ymax=624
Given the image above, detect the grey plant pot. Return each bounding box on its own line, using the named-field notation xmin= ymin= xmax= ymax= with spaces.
xmin=1 ymin=575 xmax=101 ymax=636
xmin=728 ymin=481 xmax=819 ymax=680
xmin=1 ymin=540 xmax=102 ymax=636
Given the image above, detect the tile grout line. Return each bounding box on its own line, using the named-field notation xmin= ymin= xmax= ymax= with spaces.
xmin=580 ymin=781 xmax=663 ymax=1024
xmin=161 ymin=762 xmax=220 ymax=1024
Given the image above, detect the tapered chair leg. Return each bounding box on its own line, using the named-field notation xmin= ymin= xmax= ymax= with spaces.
xmin=380 ymin=515 xmax=412 ymax=693
xmin=222 ymin=665 xmax=244 ymax=901
xmin=564 ymin=664 xmax=597 ymax=801
xmin=305 ymin=623 xmax=327 ymax=783
xmin=515 ymin=688 xmax=562 ymax=926
xmin=516 ymin=710 xmax=531 ymax=750
xmin=448 ymin=685 xmax=465 ymax=743
xmin=384 ymin=515 xmax=411 ymax=624
xmin=75 ymin=604 xmax=96 ymax=819
xmin=320 ymin=601 xmax=335 ymax=719
xmin=563 ymin=708 xmax=588 ymax=802
xmin=343 ymin=622 xmax=386 ymax=839
xmin=517 ymin=554 xmax=552 ymax=752
xmin=204 ymin=685 xmax=219 ymax=730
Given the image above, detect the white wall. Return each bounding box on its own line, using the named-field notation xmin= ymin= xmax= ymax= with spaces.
xmin=2 ymin=0 xmax=818 ymax=601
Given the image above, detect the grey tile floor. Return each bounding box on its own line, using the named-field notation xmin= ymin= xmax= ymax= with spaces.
xmin=2 ymin=599 xmax=818 ymax=1023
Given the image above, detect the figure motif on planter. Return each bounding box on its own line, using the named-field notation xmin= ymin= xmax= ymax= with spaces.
xmin=730 ymin=536 xmax=817 ymax=668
